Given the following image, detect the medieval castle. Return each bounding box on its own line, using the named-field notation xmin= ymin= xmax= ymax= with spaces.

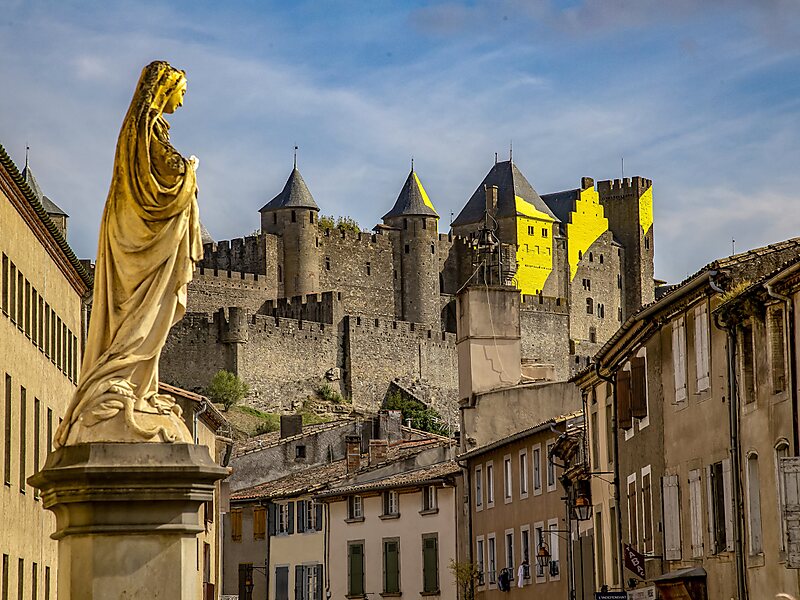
xmin=160 ymin=160 xmax=655 ymax=418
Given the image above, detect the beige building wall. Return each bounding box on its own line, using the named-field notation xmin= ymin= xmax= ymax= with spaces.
xmin=0 ymin=163 xmax=88 ymax=598
xmin=328 ymin=486 xmax=458 ymax=599
xmin=269 ymin=494 xmax=325 ymax=599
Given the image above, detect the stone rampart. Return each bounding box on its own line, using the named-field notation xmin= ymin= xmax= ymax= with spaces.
xmin=261 ymin=291 xmax=342 ymax=325
xmin=187 ymin=268 xmax=274 ymax=314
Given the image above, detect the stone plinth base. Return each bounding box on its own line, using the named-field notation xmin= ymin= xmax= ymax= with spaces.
xmin=29 ymin=443 xmax=228 ymax=600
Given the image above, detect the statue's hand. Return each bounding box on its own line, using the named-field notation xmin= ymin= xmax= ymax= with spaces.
xmin=189 ymin=155 xmax=200 ymax=171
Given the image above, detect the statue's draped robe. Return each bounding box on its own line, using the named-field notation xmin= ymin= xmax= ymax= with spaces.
xmin=55 ymin=91 xmax=201 ymax=447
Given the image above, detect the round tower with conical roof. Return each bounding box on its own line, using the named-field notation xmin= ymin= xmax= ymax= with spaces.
xmin=383 ymin=168 xmax=440 ymax=327
xmin=260 ymin=167 xmax=320 ymax=297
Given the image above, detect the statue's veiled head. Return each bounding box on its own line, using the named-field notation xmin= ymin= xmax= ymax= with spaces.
xmin=136 ymin=61 xmax=187 ymax=118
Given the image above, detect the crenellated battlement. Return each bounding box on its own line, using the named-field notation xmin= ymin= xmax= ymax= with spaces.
xmin=200 ymin=233 xmax=273 ymax=275
xmin=347 ymin=314 xmax=456 ymax=344
xmin=193 ymin=267 xmax=271 ymax=286
xmin=320 ymin=228 xmax=391 ymax=245
xmin=260 ymin=291 xmax=341 ymax=325
xmin=520 ymin=294 xmax=570 ymax=315
xmin=596 ymin=176 xmax=652 ymax=194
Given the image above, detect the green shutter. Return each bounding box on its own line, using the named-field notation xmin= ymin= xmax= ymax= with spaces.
xmin=349 ymin=543 xmax=364 ymax=596
xmin=423 ymin=535 xmax=438 ymax=593
xmin=384 ymin=540 xmax=400 ymax=593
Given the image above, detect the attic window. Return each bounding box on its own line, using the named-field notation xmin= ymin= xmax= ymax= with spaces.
xmin=296 ymin=445 xmax=306 ymax=459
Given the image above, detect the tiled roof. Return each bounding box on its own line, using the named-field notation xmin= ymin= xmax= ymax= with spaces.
xmin=316 ymin=460 xmax=460 ymax=497
xmin=451 ymin=160 xmax=557 ymax=227
xmin=0 ymin=142 xmax=92 ymax=289
xmin=21 ymin=163 xmax=69 ymax=217
xmin=540 ymin=188 xmax=579 ymax=224
xmin=259 ymin=167 xmax=319 ymax=212
xmin=158 ymin=382 xmax=229 ymax=430
xmin=233 ymin=419 xmax=354 ymax=458
xmin=382 ymin=169 xmax=438 ymax=220
xmin=457 ymin=411 xmax=582 ymax=460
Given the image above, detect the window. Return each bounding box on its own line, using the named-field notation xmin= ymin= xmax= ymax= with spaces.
xmin=586 ymin=298 xmax=593 ymax=314
xmin=486 ymin=462 xmax=495 ymax=506
xmin=291 ymin=210 xmax=296 ymax=223
xmin=631 ymin=353 xmax=648 ymax=425
xmin=694 ymin=304 xmax=710 ymax=392
xmin=1 ymin=555 xmax=6 ymax=600
xmin=275 ymin=566 xmax=289 ymax=600
xmin=44 ymin=566 xmax=49 ymax=600
xmin=19 ymin=386 xmax=26 ymax=492
xmin=505 ymin=530 xmax=514 ymax=571
xmin=277 ymin=265 xmax=282 ymax=282
xmin=297 ymin=500 xmax=321 ymax=532
xmin=430 ymin=243 xmax=435 ymax=254
xmin=383 ymin=490 xmax=399 ymax=516
xmin=542 ymin=228 xmax=548 ymax=238
xmin=46 ymin=408 xmax=53 ymax=453
xmin=422 ymin=219 xmax=427 ymax=230
xmin=688 ymin=469 xmax=703 ymax=557
xmin=366 ymin=262 xmax=371 ymax=276
xmin=252 ymin=507 xmax=266 ymax=540
xmin=404 ymin=244 xmax=409 ymax=254
xmin=707 ymin=460 xmax=733 ymax=553
xmin=662 ymin=474 xmax=682 ymax=560
xmin=348 ymin=542 xmax=365 ymax=597
xmin=310 ymin=212 xmax=314 ymax=223
xmin=746 ymin=453 xmax=763 ymax=554
xmin=672 ymin=317 xmax=687 ymax=402
xmin=546 ymin=440 xmax=556 ymax=491
xmin=644 ymin=235 xmax=650 ymax=249
xmin=777 ymin=441 xmax=790 ymax=553
xmin=642 ymin=468 xmax=654 ymax=554
xmin=403 ymin=218 xmax=408 ymax=230
xmin=528 ymin=226 xmax=534 ymax=235
xmin=277 ymin=502 xmax=294 ymax=534
xmin=589 ymin=252 xmax=594 ymax=262
xmin=600 ymin=253 xmax=604 ymax=264
xmin=534 ymin=524 xmax=545 ymax=580
xmin=520 ymin=527 xmax=531 ymax=581
xmin=627 ymin=474 xmax=638 ymax=549
xmin=348 ymin=495 xmax=363 ymax=520
xmin=476 ymin=537 xmax=486 ymax=585
xmin=740 ymin=323 xmax=756 ymax=404
xmin=422 ymin=534 xmax=439 ymax=593
xmin=589 ymin=327 xmax=597 ymax=344
xmin=230 ymin=509 xmax=242 ymax=542
xmin=487 ymin=534 xmax=497 ymax=585
xmin=296 ymin=444 xmax=306 ymax=459
xmin=8 ymin=264 xmax=15 ymax=324
xmin=475 ymin=466 xmax=483 ymax=509
xmin=422 ymin=486 xmax=438 ymax=512
xmin=594 ymin=513 xmax=604 ymax=586
xmin=548 ymin=520 xmax=560 ymax=580
xmin=1 ymin=254 xmax=7 ymax=315
xmin=296 ymin=564 xmax=322 ymax=600
xmin=519 ymin=450 xmax=529 ymax=498
xmin=4 ymin=374 xmax=10 ymax=485
xmin=533 ymin=446 xmax=542 ymax=494
xmin=609 ymin=507 xmax=619 ymax=585
xmin=383 ymin=538 xmax=400 ymax=593
xmin=770 ymin=307 xmax=787 ymax=393
xmin=17 ymin=559 xmax=23 ymax=600
xmin=590 ymin=411 xmax=599 ymax=469
xmin=324 ymin=257 xmax=330 ymax=271
xmin=503 ymin=455 xmax=513 ymax=502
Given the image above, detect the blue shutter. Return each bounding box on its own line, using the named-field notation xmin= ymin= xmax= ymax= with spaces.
xmin=315 ymin=502 xmax=323 ymax=531
xmin=287 ymin=502 xmax=295 ymax=535
xmin=297 ymin=501 xmax=306 ymax=533
xmin=295 ymin=565 xmax=304 ymax=600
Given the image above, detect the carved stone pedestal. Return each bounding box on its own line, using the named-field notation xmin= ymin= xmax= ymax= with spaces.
xmin=29 ymin=443 xmax=228 ymax=600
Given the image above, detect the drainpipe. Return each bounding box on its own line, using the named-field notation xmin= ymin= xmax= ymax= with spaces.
xmin=765 ymin=281 xmax=799 ymax=454
xmin=713 ymin=309 xmax=748 ymax=600
xmin=194 ymin=400 xmax=209 ymax=445
xmin=594 ymin=363 xmax=624 ymax=591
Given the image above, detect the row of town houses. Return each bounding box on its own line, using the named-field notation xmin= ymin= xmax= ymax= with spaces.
xmin=218 ymin=238 xmax=800 ymax=600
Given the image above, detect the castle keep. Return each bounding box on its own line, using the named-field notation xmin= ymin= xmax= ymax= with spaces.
xmin=161 ymin=160 xmax=655 ymax=416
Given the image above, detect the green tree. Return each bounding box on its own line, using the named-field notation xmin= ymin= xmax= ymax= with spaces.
xmin=205 ymin=370 xmax=250 ymax=411
xmin=448 ymin=560 xmax=479 ymax=600
xmin=318 ymin=214 xmax=361 ymax=234
xmin=384 ymin=392 xmax=448 ymax=436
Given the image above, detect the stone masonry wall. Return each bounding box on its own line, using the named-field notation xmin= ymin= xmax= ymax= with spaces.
xmin=519 ymin=295 xmax=571 ymax=381
xmin=187 ymin=268 xmax=274 ymax=314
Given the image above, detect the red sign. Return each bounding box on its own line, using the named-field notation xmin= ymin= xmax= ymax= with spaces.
xmin=624 ymin=544 xmax=646 ymax=579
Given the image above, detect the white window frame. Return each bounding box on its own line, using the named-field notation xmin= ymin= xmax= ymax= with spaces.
xmin=385 ymin=490 xmax=399 ymax=516
xmin=694 ymin=303 xmax=710 ymax=393
xmin=486 ymin=461 xmax=495 ymax=508
xmin=350 ymin=495 xmax=363 ymax=519
xmin=520 ymin=525 xmax=531 ymax=584
xmin=519 ymin=449 xmax=529 ymax=499
xmin=672 ymin=316 xmax=688 ymax=403
xmin=422 ymin=485 xmax=438 ymax=512
xmin=475 ymin=465 xmax=484 ymax=511
xmin=641 ymin=465 xmax=654 ymax=554
xmin=277 ymin=502 xmax=290 ymax=534
xmin=533 ymin=521 xmax=546 ymax=582
xmin=546 ymin=440 xmax=557 ymax=492
xmin=533 ymin=445 xmax=542 ymax=496
xmin=476 ymin=536 xmax=486 ymax=586
xmin=548 ymin=518 xmax=561 ymax=582
xmin=505 ymin=528 xmax=515 ymax=571
xmin=504 ymin=454 xmax=513 ymax=503
xmin=487 ymin=533 xmax=497 ymax=588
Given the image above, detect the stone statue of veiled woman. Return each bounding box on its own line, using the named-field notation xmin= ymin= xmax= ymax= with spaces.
xmin=55 ymin=61 xmax=202 ymax=447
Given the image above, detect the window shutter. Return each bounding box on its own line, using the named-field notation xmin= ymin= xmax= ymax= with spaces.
xmin=780 ymin=457 xmax=800 ymax=567
xmin=617 ymin=369 xmax=633 ymax=430
xmin=276 ymin=566 xmax=289 ymax=600
xmin=295 ymin=565 xmax=304 ymax=600
xmin=384 ymin=540 xmax=400 ymax=593
xmin=662 ymin=475 xmax=681 ymax=560
xmin=253 ymin=507 xmax=266 ymax=540
xmin=688 ymin=469 xmax=703 ymax=557
xmin=423 ymin=536 xmax=439 ymax=593
xmin=722 ymin=458 xmax=734 ymax=551
xmin=705 ymin=465 xmax=715 ymax=553
xmin=315 ymin=502 xmax=323 ymax=531
xmin=349 ymin=544 xmax=364 ymax=596
xmin=231 ymin=510 xmax=242 ymax=542
xmin=630 ymin=356 xmax=647 ymax=419
xmin=695 ymin=305 xmax=710 ymax=391
xmin=297 ymin=501 xmax=306 ymax=533
xmin=268 ymin=504 xmax=276 ymax=536
xmin=673 ymin=319 xmax=687 ymax=402
xmin=315 ymin=565 xmax=323 ymax=600
xmin=288 ymin=501 xmax=295 ymax=535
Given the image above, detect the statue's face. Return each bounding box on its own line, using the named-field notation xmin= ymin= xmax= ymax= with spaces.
xmin=163 ymin=80 xmax=187 ymax=114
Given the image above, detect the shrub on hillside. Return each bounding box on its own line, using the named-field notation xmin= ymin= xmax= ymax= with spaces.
xmin=206 ymin=370 xmax=250 ymax=411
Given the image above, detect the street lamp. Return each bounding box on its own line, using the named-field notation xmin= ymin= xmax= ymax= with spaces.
xmin=536 ymin=540 xmax=551 ymax=570
xmin=572 ymin=492 xmax=592 ymax=522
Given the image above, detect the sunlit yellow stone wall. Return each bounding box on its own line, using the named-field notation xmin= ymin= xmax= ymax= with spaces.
xmin=514 ymin=196 xmax=555 ymax=295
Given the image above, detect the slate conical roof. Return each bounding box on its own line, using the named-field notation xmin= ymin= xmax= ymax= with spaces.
xmin=451 ymin=160 xmax=557 ymax=227
xmin=22 ymin=162 xmax=68 ymax=217
xmin=259 ymin=167 xmax=319 ymax=212
xmin=383 ymin=169 xmax=439 ymax=220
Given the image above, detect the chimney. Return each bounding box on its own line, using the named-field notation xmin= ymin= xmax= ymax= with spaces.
xmin=379 ymin=410 xmax=402 ymax=443
xmin=280 ymin=414 xmax=303 ymax=439
xmin=369 ymin=439 xmax=389 ymax=465
xmin=346 ymin=435 xmax=362 ymax=473
xmin=484 ymin=184 xmax=498 ymax=215
xmin=456 ymin=285 xmax=521 ymax=401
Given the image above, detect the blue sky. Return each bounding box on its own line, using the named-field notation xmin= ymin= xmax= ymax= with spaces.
xmin=2 ymin=1 xmax=800 ymax=282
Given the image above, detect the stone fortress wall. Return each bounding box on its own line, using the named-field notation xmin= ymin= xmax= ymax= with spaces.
xmin=161 ymin=165 xmax=655 ymax=417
